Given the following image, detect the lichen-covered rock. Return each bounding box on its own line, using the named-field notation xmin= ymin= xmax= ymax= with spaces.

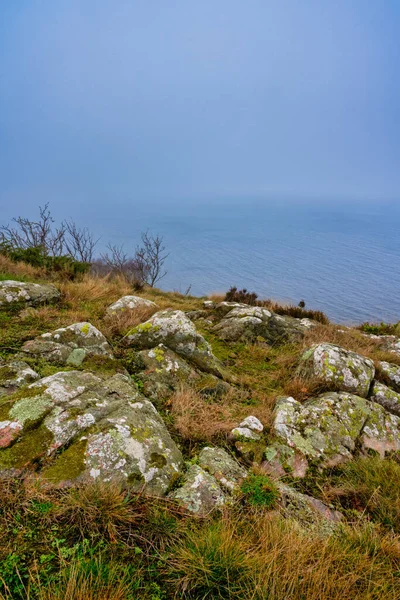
xmin=169 ymin=465 xmax=225 ymax=514
xmin=213 ymin=303 xmax=314 ymax=344
xmin=130 ymin=344 xmax=230 ymax=403
xmin=20 ymin=322 xmax=113 ymax=366
xmin=379 ymin=361 xmax=400 ymax=392
xmin=106 ymin=295 xmax=157 ymax=314
xmin=125 ymin=309 xmax=227 ymax=378
xmin=272 ymin=393 xmax=400 ymax=474
xmin=0 ymin=359 xmax=39 ymax=397
xmin=230 ymin=415 xmax=264 ymax=441
xmin=198 ymin=447 xmax=247 ymax=492
xmin=262 ymin=443 xmax=308 ymax=478
xmin=0 ymin=371 xmax=183 ymax=494
xmin=370 ymin=381 xmax=400 ymax=417
xmin=0 ymin=280 xmax=60 ymax=309
xmin=277 ymin=482 xmax=342 ymax=531
xmin=300 ymin=343 xmax=375 ymax=397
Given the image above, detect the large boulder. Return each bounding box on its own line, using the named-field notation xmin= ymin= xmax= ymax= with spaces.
xmin=21 ymin=322 xmax=113 ymax=366
xmin=125 ymin=309 xmax=227 ymax=378
xmin=277 ymin=482 xmax=342 ymax=531
xmin=370 ymin=381 xmax=400 ymax=417
xmin=0 ymin=359 xmax=39 ymax=397
xmin=106 ymin=295 xmax=157 ymax=314
xmin=213 ymin=303 xmax=314 ymax=344
xmin=300 ymin=343 xmax=375 ymax=397
xmin=0 ymin=371 xmax=183 ymax=494
xmin=0 ymin=280 xmax=60 ymax=309
xmin=129 ymin=344 xmax=229 ymax=403
xmin=379 ymin=361 xmax=400 ymax=392
xmin=169 ymin=465 xmax=225 ymax=514
xmin=271 ymin=392 xmax=400 ymax=475
xmin=198 ymin=446 xmax=247 ymax=492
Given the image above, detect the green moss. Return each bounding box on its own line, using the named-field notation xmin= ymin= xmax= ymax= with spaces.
xmin=0 ymin=366 xmax=16 ymax=381
xmin=150 ymin=452 xmax=167 ymax=468
xmin=41 ymin=438 xmax=88 ymax=484
xmin=0 ymin=425 xmax=53 ymax=470
xmin=80 ymin=323 xmax=90 ymax=335
xmin=80 ymin=354 xmax=125 ymax=377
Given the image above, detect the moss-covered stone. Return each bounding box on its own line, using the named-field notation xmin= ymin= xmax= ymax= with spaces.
xmin=299 ymin=343 xmax=375 ymax=397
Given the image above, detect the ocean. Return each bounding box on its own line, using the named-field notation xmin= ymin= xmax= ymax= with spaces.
xmin=93 ymin=197 xmax=400 ymax=324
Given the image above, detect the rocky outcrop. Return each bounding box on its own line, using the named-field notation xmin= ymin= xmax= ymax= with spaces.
xmin=0 ymin=370 xmax=183 ymax=494
xmin=169 ymin=464 xmax=225 ymax=514
xmin=198 ymin=446 xmax=247 ymax=492
xmin=125 ymin=309 xmax=227 ymax=378
xmin=270 ymin=392 xmax=400 ymax=475
xmin=213 ymin=303 xmax=315 ymax=344
xmin=106 ymin=295 xmax=157 ymax=314
xmin=300 ymin=343 xmax=375 ymax=397
xmin=370 ymin=381 xmax=400 ymax=417
xmin=277 ymin=482 xmax=342 ymax=530
xmin=0 ymin=359 xmax=39 ymax=397
xmin=0 ymin=280 xmax=60 ymax=309
xmin=379 ymin=361 xmax=400 ymax=392
xmin=20 ymin=322 xmax=113 ymax=366
xmin=129 ymin=344 xmax=230 ymax=403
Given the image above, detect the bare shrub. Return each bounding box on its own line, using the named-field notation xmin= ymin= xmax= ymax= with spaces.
xmin=99 ymin=231 xmax=168 ymax=288
xmin=0 ymin=204 xmax=98 ymax=262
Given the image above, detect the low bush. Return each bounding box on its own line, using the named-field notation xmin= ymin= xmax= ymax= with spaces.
xmin=224 ymin=286 xmax=329 ymax=324
xmin=1 ymin=245 xmax=90 ymax=280
xmin=240 ymin=473 xmax=279 ymax=508
xmin=359 ymin=321 xmax=400 ymax=336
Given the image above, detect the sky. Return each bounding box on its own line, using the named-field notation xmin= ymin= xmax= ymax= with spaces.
xmin=0 ymin=0 xmax=399 ymax=223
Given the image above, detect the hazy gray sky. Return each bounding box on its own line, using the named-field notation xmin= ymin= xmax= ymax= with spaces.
xmin=1 ymin=0 xmax=399 ymax=219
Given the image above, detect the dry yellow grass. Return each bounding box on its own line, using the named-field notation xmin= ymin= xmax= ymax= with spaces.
xmin=170 ymin=386 xmax=272 ymax=443
xmin=0 ymin=254 xmax=46 ymax=279
xmin=168 ymin=510 xmax=400 ymax=600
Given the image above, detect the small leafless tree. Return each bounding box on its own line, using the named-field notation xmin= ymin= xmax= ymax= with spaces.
xmin=0 ymin=204 xmax=99 ymax=262
xmin=0 ymin=204 xmax=66 ymax=256
xmin=64 ymin=221 xmax=99 ymax=262
xmin=99 ymin=232 xmax=168 ymax=287
xmin=135 ymin=231 xmax=169 ymax=287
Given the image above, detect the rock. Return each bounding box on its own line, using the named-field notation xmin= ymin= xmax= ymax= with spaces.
xmin=125 ymin=309 xmax=227 ymax=378
xmin=0 ymin=359 xmax=39 ymax=397
xmin=203 ymin=300 xmax=215 ymax=309
xmin=213 ymin=303 xmax=314 ymax=344
xmin=362 ymin=334 xmax=400 ymax=359
xmin=379 ymin=361 xmax=400 ymax=392
xmin=21 ymin=322 xmax=113 ymax=366
xmin=262 ymin=444 xmax=308 ymax=478
xmin=198 ymin=447 xmax=247 ymax=492
xmin=370 ymin=381 xmax=400 ymax=417
xmin=272 ymin=393 xmax=400 ymax=475
xmin=0 ymin=371 xmax=183 ymax=494
xmin=300 ymin=343 xmax=375 ymax=397
xmin=169 ymin=465 xmax=225 ymax=514
xmin=0 ymin=280 xmax=60 ymax=309
xmin=230 ymin=415 xmax=264 ymax=441
xmin=130 ymin=344 xmax=230 ymax=403
xmin=277 ymin=482 xmax=342 ymax=530
xmin=106 ymin=295 xmax=157 ymax=314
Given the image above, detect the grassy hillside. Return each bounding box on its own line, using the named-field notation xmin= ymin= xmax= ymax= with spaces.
xmin=1 ymin=256 xmax=400 ymax=599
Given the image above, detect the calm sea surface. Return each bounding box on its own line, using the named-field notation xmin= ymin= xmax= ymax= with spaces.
xmin=94 ymin=198 xmax=400 ymax=324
